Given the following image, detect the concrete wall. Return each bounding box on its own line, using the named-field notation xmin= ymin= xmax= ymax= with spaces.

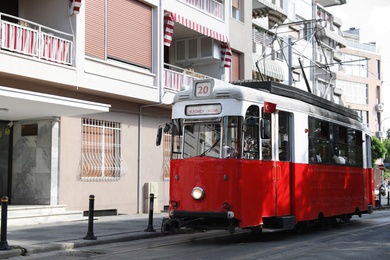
xmin=58 ymin=107 xmax=170 ymax=214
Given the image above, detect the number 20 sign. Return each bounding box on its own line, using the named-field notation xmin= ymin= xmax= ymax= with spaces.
xmin=195 ymin=81 xmax=212 ymax=97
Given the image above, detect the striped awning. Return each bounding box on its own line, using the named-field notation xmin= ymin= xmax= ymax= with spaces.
xmin=164 ymin=12 xmax=231 ymax=68
xmin=255 ymin=57 xmax=285 ymax=81
xmin=69 ymin=0 xmax=82 ymax=15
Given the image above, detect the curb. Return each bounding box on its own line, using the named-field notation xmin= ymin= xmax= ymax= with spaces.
xmin=1 ymin=231 xmax=163 ymax=257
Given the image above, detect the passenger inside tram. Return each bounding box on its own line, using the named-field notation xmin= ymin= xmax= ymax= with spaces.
xmin=333 ymin=148 xmax=346 ymax=164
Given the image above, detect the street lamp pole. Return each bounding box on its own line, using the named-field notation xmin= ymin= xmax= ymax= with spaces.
xmin=379 ymin=117 xmax=390 ymax=141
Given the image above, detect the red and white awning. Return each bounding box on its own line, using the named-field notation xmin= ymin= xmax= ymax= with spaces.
xmin=164 ymin=12 xmax=174 ymax=47
xmin=164 ymin=12 xmax=231 ymax=68
xmin=69 ymin=0 xmax=82 ymax=15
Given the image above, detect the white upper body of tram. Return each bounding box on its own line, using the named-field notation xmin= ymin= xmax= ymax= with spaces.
xmin=171 ymin=78 xmax=371 ymax=168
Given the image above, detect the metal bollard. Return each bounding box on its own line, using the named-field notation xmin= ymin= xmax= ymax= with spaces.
xmin=0 ymin=196 xmax=9 ymax=250
xmin=83 ymin=195 xmax=97 ymax=240
xmin=144 ymin=193 xmax=156 ymax=232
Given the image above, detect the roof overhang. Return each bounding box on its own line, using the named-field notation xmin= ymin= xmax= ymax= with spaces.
xmin=0 ymin=86 xmax=110 ymax=121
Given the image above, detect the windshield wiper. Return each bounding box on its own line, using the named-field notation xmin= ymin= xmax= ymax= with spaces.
xmin=199 ymin=138 xmax=220 ymax=157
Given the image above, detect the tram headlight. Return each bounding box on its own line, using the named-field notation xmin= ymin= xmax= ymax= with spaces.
xmin=191 ymin=187 xmax=204 ymax=200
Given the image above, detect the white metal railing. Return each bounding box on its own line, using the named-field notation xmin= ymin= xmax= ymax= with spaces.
xmin=346 ymin=39 xmax=377 ymax=53
xmin=164 ymin=64 xmax=208 ymax=92
xmin=182 ymin=0 xmax=224 ymax=20
xmin=0 ymin=13 xmax=73 ymax=65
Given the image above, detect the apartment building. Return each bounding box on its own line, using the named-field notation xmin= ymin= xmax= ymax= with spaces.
xmin=0 ymin=0 xmax=253 ymax=215
xmin=334 ymin=28 xmax=383 ymax=136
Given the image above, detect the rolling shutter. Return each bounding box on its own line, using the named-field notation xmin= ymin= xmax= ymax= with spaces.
xmin=107 ymin=0 xmax=152 ymax=69
xmin=85 ymin=0 xmax=105 ymax=59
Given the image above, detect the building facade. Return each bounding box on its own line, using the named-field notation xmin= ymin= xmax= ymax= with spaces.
xmin=335 ymin=28 xmax=383 ymax=136
xmin=0 ymin=0 xmax=245 ymax=215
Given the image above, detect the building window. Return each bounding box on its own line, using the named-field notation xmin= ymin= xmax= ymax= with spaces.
xmin=79 ymin=118 xmax=127 ymax=181
xmin=85 ymin=0 xmax=152 ymax=70
xmin=337 ymin=80 xmax=368 ymax=105
xmin=376 ymin=59 xmax=381 ymax=80
xmin=342 ymin=53 xmax=368 ymax=77
xmin=232 ymin=0 xmax=243 ymax=22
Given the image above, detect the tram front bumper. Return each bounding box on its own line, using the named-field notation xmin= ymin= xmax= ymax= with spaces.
xmin=162 ymin=210 xmax=238 ymax=232
xmin=170 ymin=210 xmax=235 ymax=220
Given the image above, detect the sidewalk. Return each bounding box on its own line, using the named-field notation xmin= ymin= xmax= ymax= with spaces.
xmin=1 ymin=204 xmax=389 ymax=259
xmin=0 ymin=213 xmax=167 ymax=259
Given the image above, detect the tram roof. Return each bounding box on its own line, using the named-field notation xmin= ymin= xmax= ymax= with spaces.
xmin=231 ymin=80 xmax=361 ymax=122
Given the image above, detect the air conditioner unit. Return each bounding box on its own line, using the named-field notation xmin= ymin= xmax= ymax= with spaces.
xmin=376 ymin=103 xmax=384 ymax=112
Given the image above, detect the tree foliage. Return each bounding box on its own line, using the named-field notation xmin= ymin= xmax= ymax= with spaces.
xmin=372 ymin=136 xmax=386 ymax=166
xmin=383 ymin=138 xmax=390 ymax=163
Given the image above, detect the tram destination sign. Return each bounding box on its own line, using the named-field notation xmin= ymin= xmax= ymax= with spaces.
xmin=186 ymin=104 xmax=221 ymax=116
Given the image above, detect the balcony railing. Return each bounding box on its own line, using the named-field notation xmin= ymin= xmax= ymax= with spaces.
xmin=164 ymin=64 xmax=208 ymax=92
xmin=0 ymin=13 xmax=73 ymax=66
xmin=346 ymin=39 xmax=377 ymax=53
xmin=182 ymin=0 xmax=224 ymax=20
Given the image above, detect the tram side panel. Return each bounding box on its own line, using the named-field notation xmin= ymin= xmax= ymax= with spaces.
xmin=239 ymin=160 xmax=275 ymax=228
xmin=293 ymin=163 xmax=369 ymax=222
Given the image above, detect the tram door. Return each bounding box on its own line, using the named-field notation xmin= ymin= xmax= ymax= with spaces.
xmin=271 ymin=111 xmax=292 ymax=216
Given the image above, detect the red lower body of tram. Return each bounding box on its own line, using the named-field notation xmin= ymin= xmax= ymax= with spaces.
xmin=162 ymin=157 xmax=374 ymax=233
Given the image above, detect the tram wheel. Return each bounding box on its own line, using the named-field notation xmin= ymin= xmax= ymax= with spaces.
xmin=294 ymin=221 xmax=307 ymax=233
xmin=250 ymin=226 xmax=263 ymax=234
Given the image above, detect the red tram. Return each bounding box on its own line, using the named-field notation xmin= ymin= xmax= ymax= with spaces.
xmin=158 ymin=79 xmax=374 ymax=233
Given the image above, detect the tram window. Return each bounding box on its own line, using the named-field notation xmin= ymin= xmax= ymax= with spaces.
xmin=347 ymin=130 xmax=363 ymax=166
xmin=308 ymin=117 xmax=330 ymax=164
xmin=308 ymin=117 xmax=364 ymax=166
xmin=171 ymin=119 xmax=183 ymax=159
xmin=331 ymin=124 xmax=347 ymax=165
xmin=182 ymin=121 xmax=222 ymax=158
xmin=261 ymin=109 xmax=272 ymax=160
xmin=244 ymin=105 xmax=259 ymax=160
xmin=278 ymin=111 xmax=291 ymax=162
xmin=222 ymin=116 xmax=241 ymax=158
xmin=366 ymin=135 xmax=372 ymax=168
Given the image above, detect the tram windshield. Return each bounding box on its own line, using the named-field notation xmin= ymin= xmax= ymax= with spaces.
xmin=172 ymin=116 xmax=242 ymax=159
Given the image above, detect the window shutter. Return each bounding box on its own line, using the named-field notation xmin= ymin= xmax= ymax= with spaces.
xmin=85 ymin=0 xmax=105 ymax=59
xmin=232 ymin=0 xmax=239 ymax=9
xmin=107 ymin=0 xmax=152 ymax=69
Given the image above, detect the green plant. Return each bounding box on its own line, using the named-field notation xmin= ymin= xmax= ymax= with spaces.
xmin=372 ymin=136 xmax=386 ymax=166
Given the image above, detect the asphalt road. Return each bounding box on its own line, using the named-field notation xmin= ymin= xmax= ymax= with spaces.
xmin=9 ymin=209 xmax=390 ymax=260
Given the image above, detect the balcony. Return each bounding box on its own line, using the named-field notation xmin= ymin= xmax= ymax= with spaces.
xmin=316 ymin=0 xmax=346 ymax=7
xmin=253 ymin=0 xmax=287 ymax=29
xmin=164 ymin=63 xmax=208 ymax=92
xmin=0 ymin=13 xmax=73 ymax=66
xmin=346 ymin=39 xmax=378 ymax=53
xmin=181 ymin=0 xmax=224 ymax=20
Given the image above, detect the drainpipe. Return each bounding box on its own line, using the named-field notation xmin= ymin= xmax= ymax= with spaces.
xmin=137 ymin=0 xmax=165 ymax=214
